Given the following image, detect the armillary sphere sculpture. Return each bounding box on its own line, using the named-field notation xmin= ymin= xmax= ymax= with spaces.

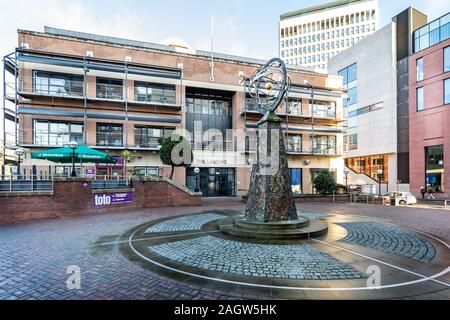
xmin=247 ymin=57 xmax=291 ymax=123
xmin=219 ymin=58 xmax=328 ymax=239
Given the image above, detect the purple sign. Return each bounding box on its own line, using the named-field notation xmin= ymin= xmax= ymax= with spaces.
xmin=86 ymin=168 xmax=95 ymax=178
xmin=94 ymin=192 xmax=133 ymax=206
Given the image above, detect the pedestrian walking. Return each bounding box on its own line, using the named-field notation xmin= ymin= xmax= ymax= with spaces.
xmin=428 ymin=187 xmax=436 ymax=200
xmin=420 ymin=186 xmax=426 ymax=199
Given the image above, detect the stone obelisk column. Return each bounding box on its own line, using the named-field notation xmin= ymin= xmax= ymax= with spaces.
xmin=245 ymin=113 xmax=297 ymax=222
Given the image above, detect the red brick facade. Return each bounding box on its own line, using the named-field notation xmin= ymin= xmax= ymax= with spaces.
xmin=0 ymin=178 xmax=202 ymax=224
xmin=409 ymin=39 xmax=450 ymax=199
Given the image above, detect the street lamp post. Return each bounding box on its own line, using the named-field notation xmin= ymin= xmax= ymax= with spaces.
xmin=194 ymin=167 xmax=200 ymax=192
xmin=15 ymin=148 xmax=24 ymax=180
xmin=377 ymin=169 xmax=383 ymax=197
xmin=68 ymin=141 xmax=79 ymax=177
xmin=343 ymin=168 xmax=350 ymax=192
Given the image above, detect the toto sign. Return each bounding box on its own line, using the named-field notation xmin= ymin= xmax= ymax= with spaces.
xmin=94 ymin=193 xmax=133 ymax=206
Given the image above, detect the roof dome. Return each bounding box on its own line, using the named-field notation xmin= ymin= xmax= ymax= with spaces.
xmin=158 ymin=37 xmax=194 ymax=53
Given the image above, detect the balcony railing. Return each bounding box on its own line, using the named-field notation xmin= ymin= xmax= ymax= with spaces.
xmin=6 ymin=77 xmax=85 ymax=98
xmin=134 ymin=134 xmax=164 ymax=149
xmin=287 ymin=145 xmax=302 ymax=153
xmin=96 ymin=132 xmax=124 ymax=147
xmin=96 ymin=83 xmax=123 ymax=100
xmin=33 ymin=131 xmax=84 ymax=147
xmin=135 ymin=93 xmax=176 ymax=105
xmin=242 ymin=105 xmax=343 ymax=120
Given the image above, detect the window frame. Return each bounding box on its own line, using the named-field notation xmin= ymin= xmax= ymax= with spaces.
xmin=33 ymin=120 xmax=84 ymax=146
xmin=96 ymin=123 xmax=123 ymax=147
xmin=445 ymin=46 xmax=450 ymax=73
xmin=416 ymin=87 xmax=424 ymax=111
xmin=416 ymin=57 xmax=424 ymax=82
xmin=445 ymin=78 xmax=450 ymax=105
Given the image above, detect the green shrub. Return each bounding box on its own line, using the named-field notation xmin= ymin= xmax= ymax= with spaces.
xmin=160 ymin=134 xmax=192 ymax=180
xmin=313 ymin=171 xmax=338 ymax=195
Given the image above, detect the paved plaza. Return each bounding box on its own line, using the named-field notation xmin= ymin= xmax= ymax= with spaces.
xmin=0 ymin=199 xmax=449 ymax=300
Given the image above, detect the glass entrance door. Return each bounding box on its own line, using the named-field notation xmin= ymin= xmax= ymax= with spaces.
xmin=187 ymin=168 xmax=235 ymax=197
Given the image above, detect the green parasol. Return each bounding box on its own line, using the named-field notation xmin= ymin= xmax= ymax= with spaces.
xmin=31 ymin=145 xmax=117 ymax=164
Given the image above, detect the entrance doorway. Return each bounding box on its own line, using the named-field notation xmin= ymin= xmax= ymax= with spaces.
xmin=187 ymin=168 xmax=235 ymax=197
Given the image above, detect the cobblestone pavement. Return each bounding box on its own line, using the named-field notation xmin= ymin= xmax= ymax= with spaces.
xmin=337 ymin=222 xmax=436 ymax=263
xmin=150 ymin=236 xmax=366 ymax=280
xmin=295 ymin=202 xmax=450 ymax=241
xmin=0 ymin=199 xmax=448 ymax=300
xmin=145 ymin=213 xmax=226 ymax=233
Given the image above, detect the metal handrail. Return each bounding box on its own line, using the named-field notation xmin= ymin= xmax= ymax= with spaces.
xmin=0 ymin=174 xmax=54 ymax=192
xmin=6 ymin=77 xmax=85 ymax=97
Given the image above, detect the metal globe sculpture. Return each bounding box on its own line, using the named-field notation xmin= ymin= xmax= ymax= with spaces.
xmin=247 ymin=58 xmax=291 ymax=120
xmin=219 ymin=57 xmax=328 ymax=239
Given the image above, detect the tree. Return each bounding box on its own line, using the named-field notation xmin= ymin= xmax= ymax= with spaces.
xmin=122 ymin=150 xmax=131 ymax=178
xmin=313 ymin=171 xmax=338 ymax=195
xmin=160 ymin=134 xmax=192 ymax=180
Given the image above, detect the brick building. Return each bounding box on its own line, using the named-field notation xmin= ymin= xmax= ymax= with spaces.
xmin=409 ymin=12 xmax=450 ymax=198
xmin=2 ymin=27 xmax=345 ymax=197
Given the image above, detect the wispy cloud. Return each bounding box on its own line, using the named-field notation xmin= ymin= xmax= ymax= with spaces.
xmin=422 ymin=0 xmax=450 ymax=21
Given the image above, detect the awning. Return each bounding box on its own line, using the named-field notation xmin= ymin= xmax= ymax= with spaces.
xmin=31 ymin=145 xmax=117 ymax=164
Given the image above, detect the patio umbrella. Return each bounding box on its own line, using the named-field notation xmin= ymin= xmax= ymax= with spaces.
xmin=31 ymin=145 xmax=117 ymax=164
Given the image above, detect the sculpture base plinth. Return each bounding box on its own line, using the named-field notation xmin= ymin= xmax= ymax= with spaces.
xmin=218 ymin=217 xmax=328 ymax=240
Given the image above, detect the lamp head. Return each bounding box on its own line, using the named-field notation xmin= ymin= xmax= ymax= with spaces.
xmin=377 ymin=169 xmax=383 ymax=175
xmin=15 ymin=148 xmax=24 ymax=157
xmin=68 ymin=141 xmax=79 ymax=150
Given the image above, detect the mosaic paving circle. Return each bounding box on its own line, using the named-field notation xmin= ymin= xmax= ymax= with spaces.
xmin=150 ymin=235 xmax=366 ymax=280
xmin=120 ymin=211 xmax=450 ymax=297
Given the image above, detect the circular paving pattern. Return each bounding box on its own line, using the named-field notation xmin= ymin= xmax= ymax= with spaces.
xmin=119 ymin=211 xmax=450 ymax=299
xmin=337 ymin=222 xmax=436 ymax=263
xmin=150 ymin=235 xmax=366 ymax=280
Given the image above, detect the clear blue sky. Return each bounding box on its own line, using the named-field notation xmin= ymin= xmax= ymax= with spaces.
xmin=1 ymin=0 xmax=449 ymax=60
xmin=0 ymin=0 xmax=449 ymax=134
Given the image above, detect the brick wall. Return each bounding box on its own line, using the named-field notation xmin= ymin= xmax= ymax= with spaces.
xmin=0 ymin=178 xmax=202 ymax=225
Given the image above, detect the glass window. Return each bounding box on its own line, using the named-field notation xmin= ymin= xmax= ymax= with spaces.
xmin=134 ymin=167 xmax=159 ymax=177
xmin=134 ymin=82 xmax=176 ymax=105
xmin=445 ymin=79 xmax=450 ymax=104
xmin=287 ymin=135 xmax=302 ymax=153
xmin=96 ymin=123 xmax=123 ymax=147
xmin=34 ymin=71 xmax=83 ymax=96
xmin=347 ymin=87 xmax=357 ymax=106
xmin=134 ymin=126 xmax=174 ymax=149
xmin=425 ymin=145 xmax=444 ymax=192
xmin=33 ymin=120 xmax=84 ymax=146
xmin=413 ymin=13 xmax=450 ymax=53
xmin=445 ymin=47 xmax=450 ymax=72
xmin=96 ymin=78 xmax=123 ymax=100
xmin=287 ymin=98 xmax=302 ymax=115
xmin=417 ymin=87 xmax=424 ymax=111
xmin=349 ymin=134 xmax=358 ymax=150
xmin=186 ymin=93 xmax=232 ymax=115
xmin=313 ymin=136 xmax=336 ymax=154
xmin=310 ymin=100 xmax=337 ymax=118
xmin=417 ymin=58 xmax=424 ymax=81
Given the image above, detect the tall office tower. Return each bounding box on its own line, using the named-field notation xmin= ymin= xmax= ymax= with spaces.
xmin=328 ymin=7 xmax=428 ymax=194
xmin=279 ymin=0 xmax=379 ymax=70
